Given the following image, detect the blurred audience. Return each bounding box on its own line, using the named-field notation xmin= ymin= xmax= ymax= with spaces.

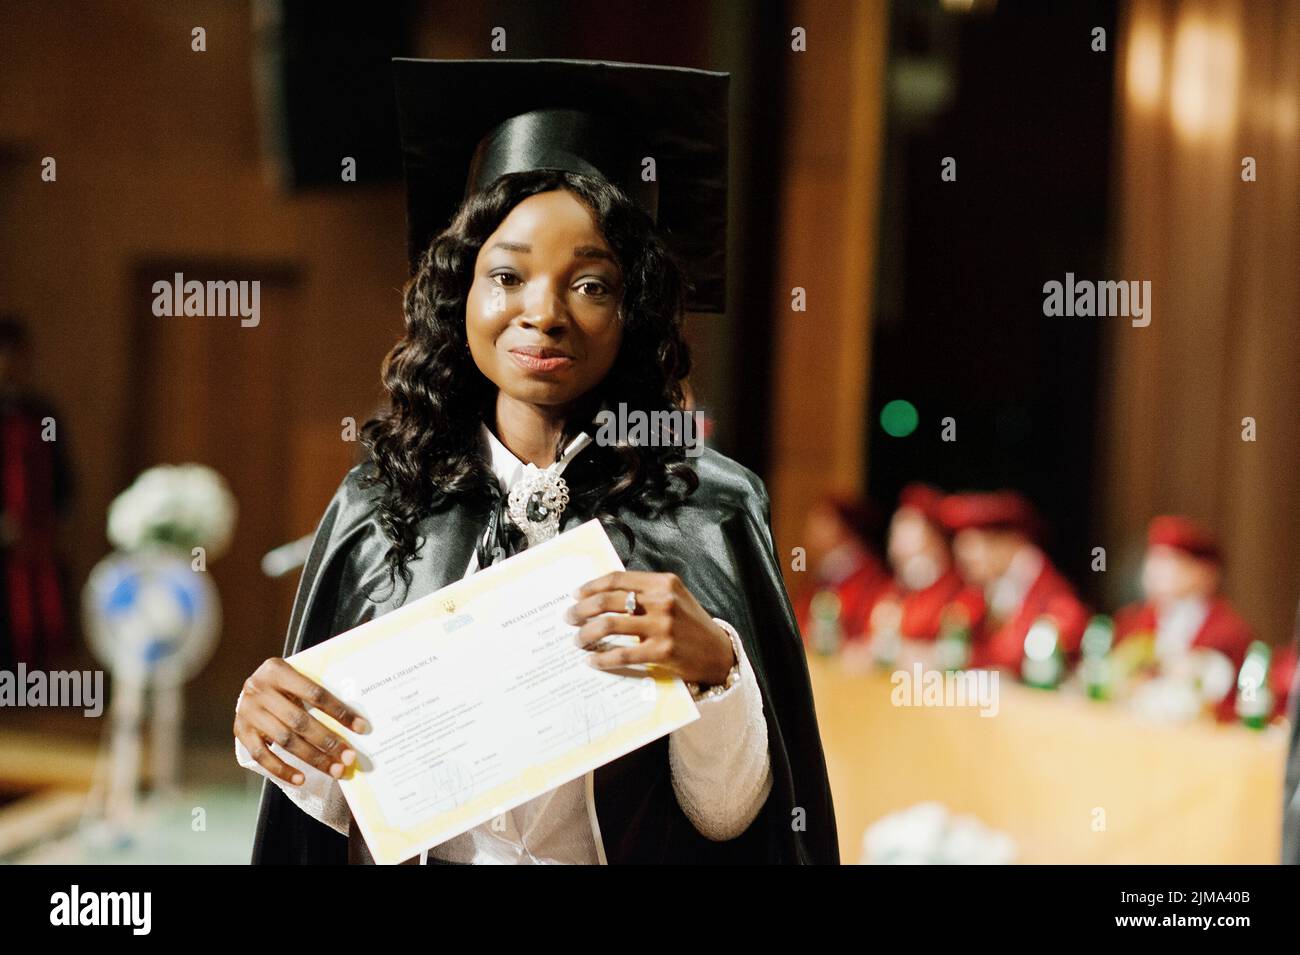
xmin=794 ymin=494 xmax=888 ymax=654
xmin=939 ymin=491 xmax=1090 ymax=675
xmin=1113 ymin=516 xmax=1250 ymax=721
xmin=796 ymin=482 xmax=1297 ymax=729
xmin=864 ymin=483 xmax=984 ymax=668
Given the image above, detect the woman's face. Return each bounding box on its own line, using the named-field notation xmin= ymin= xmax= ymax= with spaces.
xmin=465 ymin=188 xmax=625 ymax=411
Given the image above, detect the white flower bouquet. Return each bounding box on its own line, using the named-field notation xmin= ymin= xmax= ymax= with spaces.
xmin=106 ymin=464 xmax=237 ymax=560
xmin=861 ymin=801 xmax=1017 ymax=864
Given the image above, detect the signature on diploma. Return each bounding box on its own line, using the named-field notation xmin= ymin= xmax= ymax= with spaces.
xmin=424 ymin=758 xmax=477 ymax=811
xmin=562 ymin=697 xmax=617 ymax=745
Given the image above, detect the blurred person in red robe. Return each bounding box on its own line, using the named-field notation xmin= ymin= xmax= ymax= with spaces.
xmin=0 ymin=316 xmax=73 ymax=670
xmin=1113 ymin=516 xmax=1251 ymax=722
xmin=864 ymin=483 xmax=984 ymax=667
xmin=794 ymin=494 xmax=888 ymax=651
xmin=939 ymin=490 xmax=1089 ymax=674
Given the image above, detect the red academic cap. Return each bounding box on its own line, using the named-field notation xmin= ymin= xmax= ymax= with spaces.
xmin=1147 ymin=515 xmax=1221 ymax=564
xmin=897 ymin=482 xmax=945 ymax=527
xmin=823 ymin=495 xmax=879 ymax=544
xmin=938 ymin=491 xmax=1041 ymax=541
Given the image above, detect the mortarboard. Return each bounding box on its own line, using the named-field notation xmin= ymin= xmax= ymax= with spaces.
xmin=938 ymin=491 xmax=1043 ymax=541
xmin=392 ymin=57 xmax=730 ymax=313
xmin=896 ymin=482 xmax=945 ymax=528
xmin=1147 ymin=515 xmax=1221 ymax=564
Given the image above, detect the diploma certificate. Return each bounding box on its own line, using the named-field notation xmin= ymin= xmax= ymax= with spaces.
xmin=285 ymin=519 xmax=700 ymax=864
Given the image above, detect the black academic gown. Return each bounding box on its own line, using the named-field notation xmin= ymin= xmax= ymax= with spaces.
xmin=250 ymin=446 xmax=839 ymax=865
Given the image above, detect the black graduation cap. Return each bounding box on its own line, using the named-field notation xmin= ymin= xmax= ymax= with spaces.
xmin=392 ymin=57 xmax=729 ymax=313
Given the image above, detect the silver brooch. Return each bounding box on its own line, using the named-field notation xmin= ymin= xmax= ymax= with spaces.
xmin=505 ymin=463 xmax=571 ymax=547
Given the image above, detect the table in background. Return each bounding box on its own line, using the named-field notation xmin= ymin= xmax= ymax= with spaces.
xmin=805 ymin=655 xmax=1287 ymax=864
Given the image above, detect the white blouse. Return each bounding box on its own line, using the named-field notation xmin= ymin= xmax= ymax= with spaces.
xmin=236 ymin=425 xmax=772 ymax=863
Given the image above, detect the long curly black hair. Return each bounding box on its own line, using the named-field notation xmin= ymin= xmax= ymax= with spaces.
xmin=361 ymin=169 xmax=700 ymax=599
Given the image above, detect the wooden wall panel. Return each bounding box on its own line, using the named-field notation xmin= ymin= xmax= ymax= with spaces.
xmin=770 ymin=0 xmax=888 ymax=586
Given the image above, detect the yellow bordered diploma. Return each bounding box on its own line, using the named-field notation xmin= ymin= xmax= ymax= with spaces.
xmin=285 ymin=519 xmax=700 ymax=864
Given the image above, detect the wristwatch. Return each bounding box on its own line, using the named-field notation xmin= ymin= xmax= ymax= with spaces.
xmin=686 ymin=619 xmax=743 ymax=702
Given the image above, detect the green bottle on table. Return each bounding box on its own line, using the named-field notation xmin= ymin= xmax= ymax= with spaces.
xmin=1080 ymin=614 xmax=1115 ymax=700
xmin=1234 ymin=640 xmax=1274 ymax=730
xmin=932 ymin=611 xmax=972 ymax=672
xmin=809 ymin=590 xmax=843 ymax=657
xmin=1020 ymin=616 xmax=1064 ymax=689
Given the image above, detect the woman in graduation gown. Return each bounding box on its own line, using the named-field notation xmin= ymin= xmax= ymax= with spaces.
xmin=235 ymin=58 xmax=838 ymax=865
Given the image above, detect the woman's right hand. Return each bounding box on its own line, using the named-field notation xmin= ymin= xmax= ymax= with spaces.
xmin=233 ymin=657 xmax=370 ymax=786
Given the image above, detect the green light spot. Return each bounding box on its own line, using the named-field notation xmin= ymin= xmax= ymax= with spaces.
xmin=881 ymin=399 xmax=919 ymax=438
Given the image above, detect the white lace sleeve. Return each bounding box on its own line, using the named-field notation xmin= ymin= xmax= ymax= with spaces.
xmin=668 ymin=618 xmax=773 ymax=840
xmin=234 ymin=689 xmax=351 ymax=836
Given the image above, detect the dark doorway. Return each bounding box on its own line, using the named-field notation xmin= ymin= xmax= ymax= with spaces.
xmin=867 ymin=0 xmax=1118 ymax=597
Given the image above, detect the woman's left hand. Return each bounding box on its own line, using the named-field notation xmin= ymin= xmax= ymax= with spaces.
xmin=566 ymin=571 xmax=736 ymax=686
